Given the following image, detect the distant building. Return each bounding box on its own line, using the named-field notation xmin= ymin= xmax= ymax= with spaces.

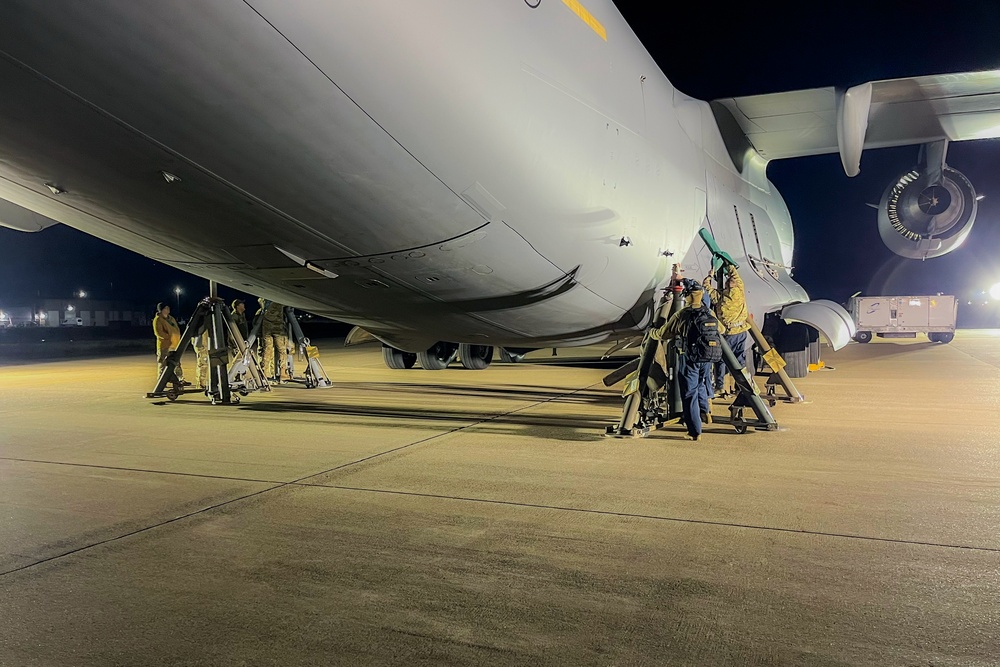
xmin=0 ymin=299 xmax=153 ymax=328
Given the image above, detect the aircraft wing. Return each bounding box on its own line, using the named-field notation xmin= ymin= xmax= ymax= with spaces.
xmin=711 ymin=69 xmax=1000 ymax=176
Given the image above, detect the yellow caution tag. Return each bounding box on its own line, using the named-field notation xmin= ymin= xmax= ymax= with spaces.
xmin=306 ymin=346 xmax=321 ymax=359
xmin=622 ymin=370 xmax=640 ymax=397
xmin=762 ymin=348 xmax=786 ymax=372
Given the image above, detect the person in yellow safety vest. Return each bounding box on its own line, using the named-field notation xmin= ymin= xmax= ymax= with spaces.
xmin=703 ymin=267 xmax=751 ymax=396
xmin=257 ymin=298 xmax=290 ymax=383
xmin=152 ymin=302 xmax=186 ymax=386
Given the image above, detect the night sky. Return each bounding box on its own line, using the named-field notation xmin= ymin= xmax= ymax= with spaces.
xmin=2 ymin=1 xmax=1000 ymax=311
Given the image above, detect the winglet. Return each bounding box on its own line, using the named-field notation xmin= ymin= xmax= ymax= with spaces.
xmin=836 ymin=82 xmax=872 ymax=177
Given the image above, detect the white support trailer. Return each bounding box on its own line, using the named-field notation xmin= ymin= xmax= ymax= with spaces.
xmin=848 ymin=295 xmax=957 ymax=344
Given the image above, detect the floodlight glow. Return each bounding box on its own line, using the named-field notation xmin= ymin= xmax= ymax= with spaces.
xmin=989 ymin=282 xmax=1000 ymax=301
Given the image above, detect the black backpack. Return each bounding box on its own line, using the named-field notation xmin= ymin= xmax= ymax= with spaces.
xmin=685 ymin=306 xmax=724 ymax=363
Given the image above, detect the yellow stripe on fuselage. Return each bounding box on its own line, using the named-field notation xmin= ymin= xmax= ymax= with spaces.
xmin=561 ymin=0 xmax=607 ymax=41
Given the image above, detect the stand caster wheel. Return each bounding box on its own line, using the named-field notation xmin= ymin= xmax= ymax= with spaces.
xmin=166 ymin=388 xmax=179 ymax=402
xmin=733 ymin=419 xmax=748 ymax=434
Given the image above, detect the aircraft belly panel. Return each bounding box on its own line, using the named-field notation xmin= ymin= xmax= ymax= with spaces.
xmin=0 ymin=0 xmax=486 ymax=258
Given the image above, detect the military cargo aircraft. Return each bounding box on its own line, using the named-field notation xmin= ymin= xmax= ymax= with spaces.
xmin=1 ymin=1 xmax=997 ymax=375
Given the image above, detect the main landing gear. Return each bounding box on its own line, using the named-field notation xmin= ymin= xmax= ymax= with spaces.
xmin=381 ymin=343 xmax=530 ymax=370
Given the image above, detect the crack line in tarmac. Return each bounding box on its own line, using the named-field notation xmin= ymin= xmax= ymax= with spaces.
xmin=947 ymin=341 xmax=1000 ymax=370
xmin=298 ymin=483 xmax=1000 ymax=554
xmin=0 ymin=382 xmax=601 ymax=578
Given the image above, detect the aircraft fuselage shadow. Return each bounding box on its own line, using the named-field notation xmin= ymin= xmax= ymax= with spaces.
xmin=229 ymin=401 xmax=614 ymax=442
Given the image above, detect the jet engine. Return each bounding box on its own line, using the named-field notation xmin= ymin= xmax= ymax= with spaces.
xmin=877 ymin=166 xmax=977 ymax=259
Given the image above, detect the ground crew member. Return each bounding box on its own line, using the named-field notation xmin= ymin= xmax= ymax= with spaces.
xmin=659 ymin=283 xmax=721 ymax=441
xmin=152 ymin=302 xmax=185 ymax=385
xmin=257 ymin=298 xmax=290 ymax=383
xmin=228 ymin=299 xmax=249 ymax=360
xmin=704 ymin=267 xmax=750 ymax=396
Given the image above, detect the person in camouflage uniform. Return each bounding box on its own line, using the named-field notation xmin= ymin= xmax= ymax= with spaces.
xmin=257 ymin=298 xmax=290 ymax=383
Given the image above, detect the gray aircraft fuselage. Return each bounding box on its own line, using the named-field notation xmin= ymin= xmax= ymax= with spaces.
xmin=0 ymin=1 xmax=807 ymax=351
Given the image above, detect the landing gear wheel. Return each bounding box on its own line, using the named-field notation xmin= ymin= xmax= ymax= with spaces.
xmin=855 ymin=330 xmax=873 ymax=344
xmin=782 ymin=348 xmax=808 ymax=378
xmin=418 ymin=342 xmax=459 ymax=370
xmin=776 ymin=322 xmax=810 ymax=378
xmin=382 ymin=345 xmax=417 ymax=370
xmin=459 ymin=344 xmax=494 ymax=370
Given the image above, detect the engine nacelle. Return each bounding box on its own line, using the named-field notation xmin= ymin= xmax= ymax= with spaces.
xmin=877 ymin=166 xmax=977 ymax=259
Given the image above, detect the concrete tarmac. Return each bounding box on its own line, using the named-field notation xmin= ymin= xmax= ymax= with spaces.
xmin=1 ymin=332 xmax=999 ymax=666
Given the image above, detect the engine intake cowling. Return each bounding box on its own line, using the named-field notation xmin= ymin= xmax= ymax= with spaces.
xmin=877 ymin=166 xmax=977 ymax=259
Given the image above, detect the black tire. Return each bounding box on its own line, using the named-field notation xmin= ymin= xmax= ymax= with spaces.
xmin=855 ymin=331 xmax=873 ymax=344
xmin=783 ymin=348 xmax=809 ymax=378
xmin=459 ymin=344 xmax=494 ymax=370
xmin=382 ymin=345 xmax=417 ymax=370
xmin=930 ymin=332 xmax=954 ymax=344
xmin=418 ymin=342 xmax=458 ymax=370
xmin=776 ymin=322 xmax=810 ymax=378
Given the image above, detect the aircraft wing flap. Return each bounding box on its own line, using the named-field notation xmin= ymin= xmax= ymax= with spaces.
xmin=713 ymin=69 xmax=1000 ymax=170
xmin=0 ymin=197 xmax=60 ymax=233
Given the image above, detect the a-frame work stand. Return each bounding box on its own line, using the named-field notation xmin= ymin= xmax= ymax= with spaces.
xmin=605 ymin=231 xmax=784 ymax=437
xmin=227 ymin=315 xmax=272 ymax=398
xmin=147 ymin=283 xmax=271 ymax=404
xmin=246 ymin=301 xmax=333 ymax=389
xmin=603 ymin=304 xmax=778 ymax=437
xmin=285 ymin=310 xmax=333 ymax=389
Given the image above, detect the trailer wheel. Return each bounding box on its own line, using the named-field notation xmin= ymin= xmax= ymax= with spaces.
xmin=929 ymin=332 xmax=954 ymax=344
xmin=855 ymin=331 xmax=873 ymax=344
